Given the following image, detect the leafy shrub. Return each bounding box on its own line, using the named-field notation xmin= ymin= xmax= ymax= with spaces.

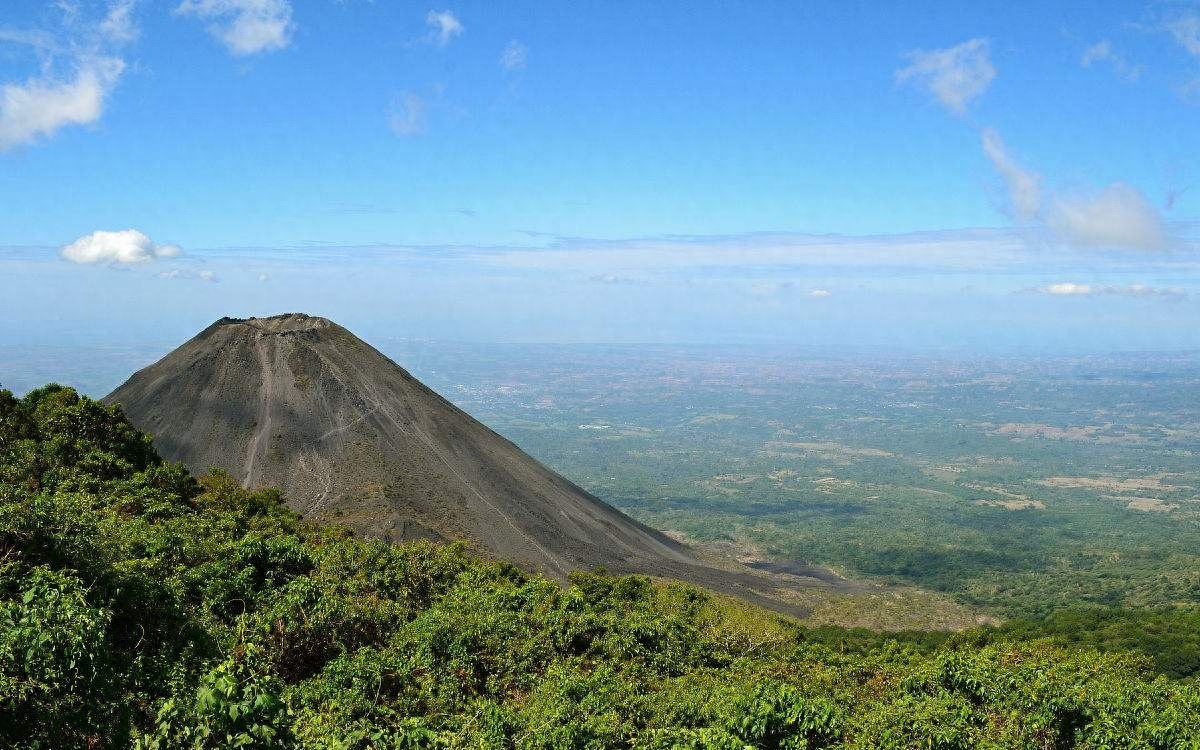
xmin=1 ymin=384 xmax=1199 ymax=748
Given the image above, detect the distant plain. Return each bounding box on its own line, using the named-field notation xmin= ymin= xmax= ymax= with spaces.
xmin=8 ymin=340 xmax=1199 ymax=624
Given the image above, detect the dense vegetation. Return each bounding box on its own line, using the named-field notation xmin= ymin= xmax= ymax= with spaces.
xmin=3 ymin=384 xmax=1200 ymax=748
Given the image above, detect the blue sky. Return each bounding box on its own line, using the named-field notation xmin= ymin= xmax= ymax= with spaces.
xmin=1 ymin=0 xmax=1199 ymax=353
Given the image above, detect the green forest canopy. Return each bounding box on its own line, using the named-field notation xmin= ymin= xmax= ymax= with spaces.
xmin=2 ymin=384 xmax=1199 ymax=748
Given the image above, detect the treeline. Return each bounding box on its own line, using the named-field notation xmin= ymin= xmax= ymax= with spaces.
xmin=2 ymin=384 xmax=1199 ymax=748
xmin=972 ymin=608 xmax=1200 ymax=680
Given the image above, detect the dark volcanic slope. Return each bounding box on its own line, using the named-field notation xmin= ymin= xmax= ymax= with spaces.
xmin=106 ymin=314 xmax=843 ymax=615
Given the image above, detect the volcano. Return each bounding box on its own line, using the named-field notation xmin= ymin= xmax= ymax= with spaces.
xmin=105 ymin=313 xmax=842 ymax=614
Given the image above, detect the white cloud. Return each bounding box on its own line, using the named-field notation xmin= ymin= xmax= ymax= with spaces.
xmin=1041 ymin=282 xmax=1094 ymax=296
xmin=1038 ymin=282 xmax=1185 ymax=297
xmin=0 ymin=1 xmax=137 ymax=152
xmin=0 ymin=57 xmax=125 ymax=151
xmin=896 ymin=38 xmax=995 ymax=115
xmin=258 ymin=272 xmax=270 ymax=282
xmin=425 ymin=10 xmax=463 ymax=46
xmin=198 ymin=269 xmax=218 ymax=282
xmin=809 ymin=289 xmax=832 ymax=298
xmin=100 ymin=0 xmax=139 ymax=44
xmin=177 ymin=0 xmax=294 ymax=56
xmin=501 ymin=40 xmax=527 ymax=71
xmin=61 ymin=230 xmax=181 ymax=264
xmin=1047 ymin=184 xmax=1169 ymax=250
xmin=388 ymin=92 xmax=426 ymax=136
xmin=980 ymin=128 xmax=1041 ymax=220
xmin=1080 ymin=40 xmax=1143 ymax=82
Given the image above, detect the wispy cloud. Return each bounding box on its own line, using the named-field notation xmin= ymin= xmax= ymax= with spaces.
xmin=980 ymin=128 xmax=1041 ymax=220
xmin=460 ymin=229 xmax=1037 ymax=275
xmin=1080 ymin=40 xmax=1143 ymax=82
xmin=750 ymin=281 xmax=833 ymax=298
xmin=0 ymin=28 xmax=60 ymax=53
xmin=589 ymin=273 xmax=637 ymax=285
xmin=61 ymin=230 xmax=181 ymax=265
xmin=979 ymin=131 xmax=1170 ymax=250
xmin=500 ymin=40 xmax=527 ymax=71
xmin=895 ymin=34 xmax=1170 ymax=251
xmin=1165 ymin=12 xmax=1200 ymax=100
xmin=100 ymin=0 xmax=140 ymax=45
xmin=1166 ymin=13 xmax=1200 ymax=58
xmin=325 ymin=202 xmax=403 ymax=215
xmin=425 ymin=10 xmax=463 ymax=47
xmin=896 ymin=38 xmax=995 ymax=115
xmin=158 ymin=268 xmax=219 ymax=282
xmin=443 ymin=227 xmax=1199 ymax=285
xmin=1036 ymin=282 xmax=1185 ymax=297
xmin=388 ymin=92 xmax=427 ymax=136
xmin=0 ymin=2 xmax=135 ymax=152
xmin=176 ymin=0 xmax=294 ymax=56
xmin=100 ymin=229 xmax=1055 ymax=276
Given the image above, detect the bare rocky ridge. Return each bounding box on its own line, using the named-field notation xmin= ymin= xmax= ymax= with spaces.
xmin=105 ymin=313 xmax=851 ymax=616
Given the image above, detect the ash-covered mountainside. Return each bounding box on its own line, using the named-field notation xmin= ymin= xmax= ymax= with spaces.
xmin=106 ymin=313 xmax=847 ymax=614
